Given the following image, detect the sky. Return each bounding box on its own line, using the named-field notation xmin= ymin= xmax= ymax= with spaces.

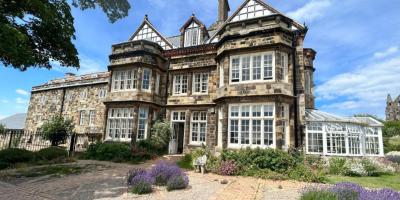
xmin=0 ymin=0 xmax=399 ymax=120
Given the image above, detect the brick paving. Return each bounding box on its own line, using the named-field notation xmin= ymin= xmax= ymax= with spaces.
xmin=0 ymin=157 xmax=307 ymax=200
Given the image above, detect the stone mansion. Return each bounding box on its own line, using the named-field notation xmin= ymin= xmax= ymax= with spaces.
xmin=386 ymin=94 xmax=400 ymax=121
xmin=26 ymin=0 xmax=384 ymax=156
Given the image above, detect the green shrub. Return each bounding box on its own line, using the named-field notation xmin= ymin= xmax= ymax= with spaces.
xmin=221 ymin=148 xmax=296 ymax=173
xmin=0 ymin=124 xmax=5 ymax=134
xmin=329 ymin=157 xmax=348 ymax=175
xmin=35 ymin=147 xmax=68 ymax=162
xmin=360 ymin=159 xmax=380 ymax=176
xmin=177 ymin=154 xmax=193 ymax=170
xmin=0 ymin=148 xmax=35 ymax=169
xmin=41 ymin=116 xmax=74 ymax=146
xmin=85 ymin=142 xmax=131 ymax=162
xmin=137 ymin=139 xmax=165 ymax=155
xmin=288 ymin=164 xmax=325 ymax=183
xmin=150 ymin=121 xmax=171 ymax=149
xmin=131 ymin=181 xmax=153 ymax=194
xmin=300 ymin=191 xmax=337 ymax=200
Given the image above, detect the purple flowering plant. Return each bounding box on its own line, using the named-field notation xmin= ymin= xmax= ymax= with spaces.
xmin=219 ymin=160 xmax=238 ymax=176
xmin=166 ymin=173 xmax=189 ymax=191
xmin=301 ymin=182 xmax=400 ymax=200
xmin=149 ymin=161 xmax=185 ymax=186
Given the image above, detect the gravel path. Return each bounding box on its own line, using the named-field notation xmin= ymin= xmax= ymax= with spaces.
xmin=0 ymin=157 xmax=308 ymax=200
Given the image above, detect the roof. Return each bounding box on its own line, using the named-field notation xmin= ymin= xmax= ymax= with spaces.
xmin=305 ymin=109 xmax=384 ymax=127
xmin=0 ymin=113 xmax=27 ymax=130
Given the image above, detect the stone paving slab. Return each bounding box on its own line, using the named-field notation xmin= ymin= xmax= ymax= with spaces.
xmin=0 ymin=157 xmax=308 ymax=200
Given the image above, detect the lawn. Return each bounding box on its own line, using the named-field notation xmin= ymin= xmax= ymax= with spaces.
xmin=326 ymin=174 xmax=400 ymax=191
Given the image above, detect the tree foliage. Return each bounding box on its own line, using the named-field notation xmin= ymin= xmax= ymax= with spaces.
xmin=0 ymin=124 xmax=5 ymax=134
xmin=41 ymin=116 xmax=74 ymax=146
xmin=150 ymin=121 xmax=171 ymax=148
xmin=383 ymin=121 xmax=400 ymax=138
xmin=0 ymin=0 xmax=130 ymax=71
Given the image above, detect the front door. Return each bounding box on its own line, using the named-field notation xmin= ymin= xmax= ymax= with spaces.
xmin=169 ymin=122 xmax=185 ymax=154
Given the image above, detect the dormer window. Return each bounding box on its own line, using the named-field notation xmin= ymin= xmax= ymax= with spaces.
xmin=184 ymin=22 xmax=201 ymax=47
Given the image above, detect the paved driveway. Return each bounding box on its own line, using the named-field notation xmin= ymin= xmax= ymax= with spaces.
xmin=0 ymin=157 xmax=308 ymax=200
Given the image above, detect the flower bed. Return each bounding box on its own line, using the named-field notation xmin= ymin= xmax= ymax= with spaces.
xmin=127 ymin=161 xmax=189 ymax=194
xmin=301 ymin=182 xmax=400 ymax=200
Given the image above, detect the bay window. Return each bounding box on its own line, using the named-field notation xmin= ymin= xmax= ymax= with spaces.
xmin=89 ymin=110 xmax=96 ymax=126
xmin=230 ymin=52 xmax=275 ymax=83
xmin=280 ymin=53 xmax=288 ymax=81
xmin=107 ymin=108 xmax=133 ymax=141
xmin=228 ymin=103 xmax=275 ymax=148
xmin=190 ymin=111 xmax=207 ymax=144
xmin=112 ymin=69 xmax=137 ymax=91
xmin=193 ymin=73 xmax=208 ymax=94
xmin=142 ymin=68 xmax=151 ymax=91
xmin=138 ymin=107 xmax=149 ymax=140
xmin=173 ymin=74 xmax=188 ymax=95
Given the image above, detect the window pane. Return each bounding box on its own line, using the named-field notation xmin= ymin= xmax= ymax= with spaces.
xmin=242 ymin=106 xmax=250 ymax=117
xmin=252 ymin=55 xmax=261 ymax=80
xmin=231 ymin=58 xmax=240 ymax=82
xmin=252 ymin=120 xmax=261 ymax=145
xmin=264 ymin=119 xmax=273 ymax=146
xmin=230 ymin=120 xmax=239 ymax=144
xmin=241 ymin=120 xmax=250 ymax=144
xmin=264 ymin=54 xmax=273 ymax=80
xmin=242 ymin=56 xmax=250 ymax=81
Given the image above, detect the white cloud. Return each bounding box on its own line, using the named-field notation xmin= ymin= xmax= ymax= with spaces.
xmin=0 ymin=114 xmax=5 ymax=120
xmin=316 ymin=56 xmax=400 ymax=117
xmin=1 ymin=99 xmax=9 ymax=103
xmin=287 ymin=0 xmax=332 ymax=23
xmin=16 ymin=89 xmax=29 ymax=96
xmin=373 ymin=46 xmax=398 ymax=59
xmin=16 ymin=97 xmax=28 ymax=104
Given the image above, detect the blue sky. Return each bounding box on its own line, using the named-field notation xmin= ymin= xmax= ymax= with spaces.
xmin=0 ymin=0 xmax=399 ymax=120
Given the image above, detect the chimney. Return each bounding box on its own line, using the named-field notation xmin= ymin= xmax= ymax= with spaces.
xmin=218 ymin=0 xmax=230 ymax=22
xmin=65 ymin=73 xmax=76 ymax=77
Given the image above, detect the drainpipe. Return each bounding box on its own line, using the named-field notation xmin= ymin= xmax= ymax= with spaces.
xmin=292 ymin=31 xmax=299 ymax=147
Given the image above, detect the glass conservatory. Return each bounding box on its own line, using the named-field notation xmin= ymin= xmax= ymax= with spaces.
xmin=305 ymin=109 xmax=384 ymax=157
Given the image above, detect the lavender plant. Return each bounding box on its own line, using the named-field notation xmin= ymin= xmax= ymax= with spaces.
xmin=301 ymin=182 xmax=400 ymax=200
xmin=166 ymin=173 xmax=189 ymax=191
xmin=149 ymin=161 xmax=183 ymax=186
xmin=127 ymin=168 xmax=147 ymax=186
xmin=130 ymin=173 xmax=154 ymax=194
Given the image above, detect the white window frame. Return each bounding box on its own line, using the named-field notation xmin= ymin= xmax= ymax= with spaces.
xmin=142 ymin=68 xmax=151 ymax=91
xmin=192 ymin=73 xmax=209 ymax=94
xmin=155 ymin=73 xmax=160 ymax=95
xmin=305 ymin=122 xmax=324 ymax=154
xmin=281 ymin=104 xmax=289 ymax=150
xmin=365 ymin=127 xmax=380 ymax=155
xmin=106 ymin=108 xmax=133 ymax=141
xmin=112 ymin=69 xmax=138 ymax=92
xmin=280 ymin=52 xmax=289 ymax=82
xmin=229 ymin=52 xmax=275 ymax=84
xmin=79 ymin=110 xmax=86 ymax=126
xmin=137 ymin=107 xmax=149 ymax=140
xmin=184 ymin=22 xmax=201 ymax=47
xmin=228 ymin=103 xmax=276 ymax=149
xmin=173 ymin=74 xmax=188 ymax=96
xmin=89 ymin=110 xmax=96 ymax=126
xmin=190 ymin=111 xmax=207 ymax=145
xmin=171 ymin=111 xmax=187 ymax=122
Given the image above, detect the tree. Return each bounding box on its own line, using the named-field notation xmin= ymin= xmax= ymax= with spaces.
xmin=41 ymin=116 xmax=74 ymax=146
xmin=0 ymin=124 xmax=5 ymax=134
xmin=383 ymin=121 xmax=400 ymax=138
xmin=0 ymin=0 xmax=130 ymax=71
xmin=150 ymin=121 xmax=171 ymax=148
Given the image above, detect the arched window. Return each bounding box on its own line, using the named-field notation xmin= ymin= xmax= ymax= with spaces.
xmin=184 ymin=22 xmax=201 ymax=47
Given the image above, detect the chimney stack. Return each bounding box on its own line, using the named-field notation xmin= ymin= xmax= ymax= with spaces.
xmin=218 ymin=0 xmax=230 ymax=22
xmin=65 ymin=73 xmax=76 ymax=77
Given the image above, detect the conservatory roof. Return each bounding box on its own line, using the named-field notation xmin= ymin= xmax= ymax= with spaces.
xmin=305 ymin=109 xmax=383 ymax=127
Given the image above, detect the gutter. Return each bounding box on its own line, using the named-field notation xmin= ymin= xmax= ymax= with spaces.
xmin=292 ymin=31 xmax=299 ymax=147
